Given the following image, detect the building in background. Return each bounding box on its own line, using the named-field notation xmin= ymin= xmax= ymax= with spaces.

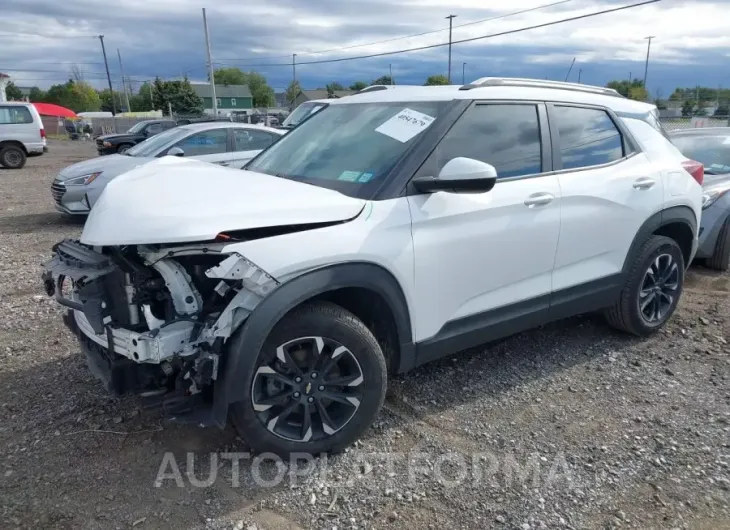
xmin=190 ymin=83 xmax=253 ymax=116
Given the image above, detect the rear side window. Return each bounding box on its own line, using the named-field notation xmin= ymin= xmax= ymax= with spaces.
xmin=0 ymin=106 xmax=33 ymax=125
xmin=426 ymin=103 xmax=543 ymax=178
xmin=552 ymin=106 xmax=623 ymax=170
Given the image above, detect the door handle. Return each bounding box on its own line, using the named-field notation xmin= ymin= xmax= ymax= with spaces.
xmin=524 ymin=193 xmax=555 ymax=208
xmin=633 ymin=177 xmax=656 ymax=190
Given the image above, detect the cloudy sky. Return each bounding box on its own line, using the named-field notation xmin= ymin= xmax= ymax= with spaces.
xmin=1 ymin=0 xmax=728 ymax=98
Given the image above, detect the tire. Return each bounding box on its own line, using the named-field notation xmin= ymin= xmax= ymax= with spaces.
xmin=0 ymin=145 xmax=27 ymax=169
xmin=117 ymin=144 xmax=133 ymax=154
xmin=230 ymin=301 xmax=387 ymax=457
xmin=605 ymin=235 xmax=685 ymax=337
xmin=706 ymin=216 xmax=730 ymax=271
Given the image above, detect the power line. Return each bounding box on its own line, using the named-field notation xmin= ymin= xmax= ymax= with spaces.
xmin=214 ymin=0 xmax=661 ymax=68
xmin=213 ymin=0 xmax=574 ymax=65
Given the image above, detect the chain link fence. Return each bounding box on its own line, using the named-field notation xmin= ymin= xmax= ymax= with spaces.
xmin=659 ymin=116 xmax=730 ymax=131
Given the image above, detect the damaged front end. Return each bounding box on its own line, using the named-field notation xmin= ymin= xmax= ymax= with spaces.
xmin=41 ymin=239 xmax=278 ymax=420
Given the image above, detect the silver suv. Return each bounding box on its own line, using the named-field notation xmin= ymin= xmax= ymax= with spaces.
xmin=0 ymin=102 xmax=47 ymax=169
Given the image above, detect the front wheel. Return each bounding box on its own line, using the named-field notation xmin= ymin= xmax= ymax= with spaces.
xmin=706 ymin=216 xmax=730 ymax=271
xmin=230 ymin=302 xmax=387 ymax=457
xmin=605 ymin=235 xmax=685 ymax=336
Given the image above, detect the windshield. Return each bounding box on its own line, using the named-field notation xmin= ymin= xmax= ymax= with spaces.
xmin=672 ymin=134 xmax=730 ymax=174
xmin=127 ymin=121 xmax=148 ymax=134
xmin=126 ymin=127 xmax=189 ymax=157
xmin=281 ymin=102 xmax=327 ymax=128
xmin=246 ymin=101 xmax=449 ymax=199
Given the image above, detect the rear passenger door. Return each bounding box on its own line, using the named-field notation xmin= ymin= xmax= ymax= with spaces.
xmin=408 ymin=102 xmax=562 ymax=347
xmin=230 ymin=128 xmax=279 ymax=168
xmin=548 ymin=103 xmax=665 ymax=302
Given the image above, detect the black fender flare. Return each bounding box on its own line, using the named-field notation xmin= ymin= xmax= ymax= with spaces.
xmin=622 ymin=205 xmax=697 ymax=274
xmin=211 ymin=262 xmax=415 ymax=428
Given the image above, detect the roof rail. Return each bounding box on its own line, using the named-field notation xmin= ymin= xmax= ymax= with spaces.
xmin=459 ymin=77 xmax=624 ymax=98
xmin=354 ymin=85 xmax=396 ymax=94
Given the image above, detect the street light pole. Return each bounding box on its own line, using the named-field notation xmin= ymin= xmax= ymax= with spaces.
xmin=643 ymin=36 xmax=655 ymax=88
xmin=292 ymin=53 xmax=297 ymax=84
xmin=97 ymin=35 xmax=116 ymax=116
xmin=446 ymin=15 xmax=457 ymax=83
xmin=578 ymin=68 xmax=582 ymax=83
xmin=389 ymin=64 xmax=394 ymax=85
xmin=202 ymin=8 xmax=217 ymax=117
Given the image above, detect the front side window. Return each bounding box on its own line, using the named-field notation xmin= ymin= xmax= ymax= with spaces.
xmin=126 ymin=127 xmax=189 ymax=157
xmin=553 ymin=106 xmax=623 ymax=170
xmin=234 ymin=129 xmax=275 ymax=151
xmin=171 ymin=129 xmax=228 ymax=156
xmin=127 ymin=121 xmax=147 ymax=134
xmin=145 ymin=123 xmax=163 ymax=135
xmin=423 ymin=103 xmax=543 ymax=179
xmin=246 ymin=101 xmax=449 ymax=199
xmin=0 ymin=106 xmax=33 ymax=125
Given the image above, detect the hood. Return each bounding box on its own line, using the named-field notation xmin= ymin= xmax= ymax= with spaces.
xmin=80 ymin=157 xmax=366 ymax=246
xmin=98 ymin=132 xmax=141 ymax=141
xmin=58 ymin=154 xmax=154 ymax=181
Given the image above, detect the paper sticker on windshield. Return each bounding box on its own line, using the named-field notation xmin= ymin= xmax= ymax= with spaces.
xmin=359 ymin=172 xmax=374 ymax=183
xmin=375 ymin=108 xmax=436 ymax=143
xmin=338 ymin=170 xmax=361 ymax=181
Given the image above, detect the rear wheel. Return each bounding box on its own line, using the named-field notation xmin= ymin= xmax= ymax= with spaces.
xmin=605 ymin=235 xmax=685 ymax=336
xmin=230 ymin=302 xmax=387 ymax=457
xmin=706 ymin=216 xmax=730 ymax=271
xmin=0 ymin=145 xmax=27 ymax=169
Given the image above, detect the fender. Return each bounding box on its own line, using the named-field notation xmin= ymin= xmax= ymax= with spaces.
xmin=622 ymin=205 xmax=697 ymax=274
xmin=211 ymin=261 xmax=415 ymax=428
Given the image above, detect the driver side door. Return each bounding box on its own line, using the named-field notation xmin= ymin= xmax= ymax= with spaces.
xmin=407 ymin=102 xmax=561 ymax=361
xmin=166 ymin=128 xmax=232 ymax=166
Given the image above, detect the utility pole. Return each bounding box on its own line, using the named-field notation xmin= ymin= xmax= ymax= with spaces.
xmin=292 ymin=54 xmax=297 ymax=84
xmin=116 ymin=48 xmax=131 ymax=113
xmin=97 ymin=35 xmax=116 ymax=116
xmin=578 ymin=68 xmax=582 ymax=83
xmin=445 ymin=15 xmax=457 ymax=83
xmin=643 ymin=36 xmax=655 ymax=88
xmin=389 ymin=64 xmax=393 ymax=85
xmin=462 ymin=62 xmax=467 ymax=84
xmin=148 ymin=79 xmax=154 ymax=110
xmin=564 ymin=57 xmax=576 ymax=82
xmin=202 ymin=8 xmax=217 ymax=117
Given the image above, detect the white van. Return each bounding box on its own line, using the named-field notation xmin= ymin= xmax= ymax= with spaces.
xmin=0 ymin=102 xmax=46 ymax=169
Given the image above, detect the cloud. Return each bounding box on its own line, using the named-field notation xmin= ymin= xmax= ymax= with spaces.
xmin=1 ymin=0 xmax=728 ymax=95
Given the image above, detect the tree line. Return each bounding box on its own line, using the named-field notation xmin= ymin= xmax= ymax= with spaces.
xmin=605 ymin=79 xmax=729 ymax=116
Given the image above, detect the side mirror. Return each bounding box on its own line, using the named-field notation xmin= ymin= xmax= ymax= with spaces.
xmin=167 ymin=147 xmax=185 ymax=157
xmin=412 ymin=157 xmax=498 ymax=193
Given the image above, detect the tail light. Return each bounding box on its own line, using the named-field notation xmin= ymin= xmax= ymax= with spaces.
xmin=40 ymin=128 xmax=46 ymax=139
xmin=682 ymin=159 xmax=704 ymax=185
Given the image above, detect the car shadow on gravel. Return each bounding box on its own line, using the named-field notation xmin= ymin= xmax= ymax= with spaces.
xmin=0 ymin=211 xmax=85 ymax=234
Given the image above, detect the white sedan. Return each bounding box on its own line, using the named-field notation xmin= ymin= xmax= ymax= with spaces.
xmin=51 ymin=121 xmax=285 ymax=215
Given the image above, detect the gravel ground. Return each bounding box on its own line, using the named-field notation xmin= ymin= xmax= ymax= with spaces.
xmin=1 ymin=141 xmax=729 ymax=530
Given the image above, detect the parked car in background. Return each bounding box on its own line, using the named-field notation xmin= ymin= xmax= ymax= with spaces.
xmin=280 ymin=100 xmax=328 ymax=129
xmin=42 ymin=78 xmax=702 ymax=456
xmin=95 ymin=119 xmax=178 ymax=155
xmin=670 ymin=127 xmax=730 ymax=270
xmin=53 ymin=122 xmax=284 ymax=215
xmin=0 ymin=102 xmax=46 ymax=169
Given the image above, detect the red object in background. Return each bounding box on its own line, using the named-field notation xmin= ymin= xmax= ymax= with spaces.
xmin=32 ymin=102 xmax=77 ymax=119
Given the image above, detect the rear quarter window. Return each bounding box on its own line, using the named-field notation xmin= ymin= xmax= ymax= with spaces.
xmin=0 ymin=106 xmax=33 ymax=125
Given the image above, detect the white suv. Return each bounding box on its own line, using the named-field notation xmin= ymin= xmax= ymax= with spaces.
xmin=42 ymin=78 xmax=703 ymax=456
